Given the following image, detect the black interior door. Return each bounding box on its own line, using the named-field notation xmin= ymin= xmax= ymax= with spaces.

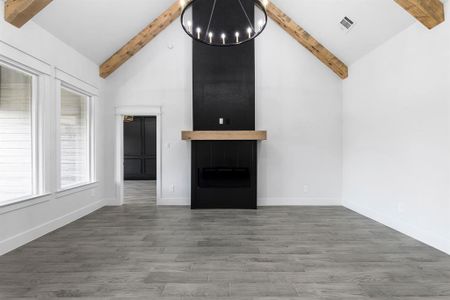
xmin=124 ymin=116 xmax=156 ymax=180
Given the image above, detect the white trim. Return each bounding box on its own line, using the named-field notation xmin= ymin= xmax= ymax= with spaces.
xmin=114 ymin=105 xmax=162 ymax=206
xmin=258 ymin=197 xmax=341 ymax=206
xmin=0 ymin=199 xmax=106 ymax=256
xmin=56 ymin=182 xmax=99 ymax=198
xmin=37 ymin=74 xmax=51 ymax=196
xmin=116 ymin=105 xmax=161 ymax=116
xmin=0 ymin=40 xmax=51 ymax=75
xmin=46 ymin=67 xmax=58 ymax=195
xmin=55 ymin=68 xmax=98 ymax=96
xmin=55 ymin=79 xmax=62 ymax=192
xmin=102 ymin=197 xmax=117 ymax=205
xmin=31 ymin=72 xmax=39 ymax=196
xmin=0 ymin=193 xmax=51 ymax=215
xmin=114 ymin=115 xmax=124 ymax=206
xmin=90 ymin=96 xmax=97 ymax=183
xmin=343 ymin=200 xmax=450 ymax=255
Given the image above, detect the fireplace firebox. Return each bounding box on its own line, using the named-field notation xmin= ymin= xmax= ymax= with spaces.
xmin=191 ymin=141 xmax=257 ymax=209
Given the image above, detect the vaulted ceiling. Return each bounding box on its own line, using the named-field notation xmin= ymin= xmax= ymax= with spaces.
xmin=31 ymin=0 xmax=417 ymax=66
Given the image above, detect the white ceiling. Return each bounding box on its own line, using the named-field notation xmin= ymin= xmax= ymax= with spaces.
xmin=272 ymin=0 xmax=415 ymax=64
xmin=32 ymin=0 xmax=415 ymax=65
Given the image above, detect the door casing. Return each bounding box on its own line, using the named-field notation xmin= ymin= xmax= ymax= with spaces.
xmin=114 ymin=106 xmax=161 ymax=206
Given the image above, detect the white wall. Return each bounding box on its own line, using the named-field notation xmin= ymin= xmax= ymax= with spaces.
xmin=343 ymin=5 xmax=450 ymax=254
xmin=105 ymin=21 xmax=193 ymax=205
xmin=0 ymin=3 xmax=109 ymax=255
xmin=256 ymin=20 xmax=342 ymax=205
xmin=105 ymin=19 xmax=343 ymax=206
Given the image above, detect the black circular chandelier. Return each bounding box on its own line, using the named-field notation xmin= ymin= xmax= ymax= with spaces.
xmin=181 ymin=0 xmax=268 ymax=47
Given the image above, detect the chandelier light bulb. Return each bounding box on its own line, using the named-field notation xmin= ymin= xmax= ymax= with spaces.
xmin=258 ymin=19 xmax=264 ymax=31
xmin=221 ymin=33 xmax=226 ymax=44
xmin=208 ymin=32 xmax=213 ymax=43
xmin=180 ymin=0 xmax=267 ymax=46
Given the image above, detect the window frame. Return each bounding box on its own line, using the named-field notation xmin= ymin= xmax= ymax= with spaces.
xmin=0 ymin=60 xmax=44 ymax=206
xmin=56 ymin=80 xmax=95 ymax=192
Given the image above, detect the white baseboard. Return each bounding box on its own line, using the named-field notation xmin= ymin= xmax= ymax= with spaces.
xmin=104 ymin=197 xmax=120 ymax=206
xmin=343 ymin=200 xmax=450 ymax=255
xmin=0 ymin=199 xmax=106 ymax=256
xmin=258 ymin=197 xmax=341 ymax=206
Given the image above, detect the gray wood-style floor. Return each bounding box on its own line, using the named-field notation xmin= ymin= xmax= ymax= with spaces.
xmin=0 ymin=203 xmax=449 ymax=299
xmin=124 ymin=180 xmax=156 ymax=205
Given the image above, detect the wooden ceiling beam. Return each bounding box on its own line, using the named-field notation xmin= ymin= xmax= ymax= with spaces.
xmin=394 ymin=0 xmax=445 ymax=29
xmin=265 ymin=2 xmax=348 ymax=79
xmin=100 ymin=0 xmax=348 ymax=79
xmin=4 ymin=0 xmax=53 ymax=28
xmin=100 ymin=0 xmax=190 ymax=79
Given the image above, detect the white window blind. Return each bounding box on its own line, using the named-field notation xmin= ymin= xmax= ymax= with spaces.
xmin=0 ymin=65 xmax=35 ymax=203
xmin=60 ymin=87 xmax=90 ymax=189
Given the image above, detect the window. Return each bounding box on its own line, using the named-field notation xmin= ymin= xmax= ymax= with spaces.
xmin=0 ymin=64 xmax=36 ymax=204
xmin=59 ymin=86 xmax=91 ymax=189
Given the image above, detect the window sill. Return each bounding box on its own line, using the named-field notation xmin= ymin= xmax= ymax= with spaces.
xmin=56 ymin=182 xmax=98 ymax=198
xmin=0 ymin=193 xmax=52 ymax=215
xmin=0 ymin=182 xmax=99 ymax=215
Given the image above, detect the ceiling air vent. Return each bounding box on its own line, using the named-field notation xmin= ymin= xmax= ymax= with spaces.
xmin=340 ymin=16 xmax=355 ymax=32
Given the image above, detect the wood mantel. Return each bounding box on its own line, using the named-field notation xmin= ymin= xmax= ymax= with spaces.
xmin=182 ymin=131 xmax=267 ymax=141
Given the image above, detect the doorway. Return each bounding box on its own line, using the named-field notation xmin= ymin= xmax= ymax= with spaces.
xmin=123 ymin=116 xmax=157 ymax=205
xmin=124 ymin=116 xmax=156 ymax=180
xmin=114 ymin=106 xmax=161 ymax=206
xmin=123 ymin=116 xmax=156 ymax=205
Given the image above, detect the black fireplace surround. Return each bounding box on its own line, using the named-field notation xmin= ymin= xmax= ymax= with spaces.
xmin=191 ymin=1 xmax=257 ymax=209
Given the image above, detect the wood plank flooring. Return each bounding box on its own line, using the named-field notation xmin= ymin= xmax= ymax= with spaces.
xmin=0 ymin=204 xmax=449 ymax=299
xmin=124 ymin=180 xmax=156 ymax=205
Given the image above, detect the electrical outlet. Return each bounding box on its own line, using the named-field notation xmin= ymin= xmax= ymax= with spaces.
xmin=219 ymin=118 xmax=224 ymax=125
xmin=171 ymin=184 xmax=175 ymax=193
xmin=303 ymin=185 xmax=309 ymax=193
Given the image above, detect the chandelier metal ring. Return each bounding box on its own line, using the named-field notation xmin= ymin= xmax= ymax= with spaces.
xmin=181 ymin=0 xmax=268 ymax=47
